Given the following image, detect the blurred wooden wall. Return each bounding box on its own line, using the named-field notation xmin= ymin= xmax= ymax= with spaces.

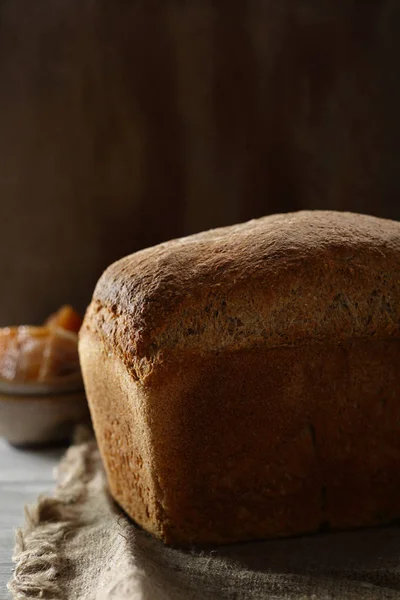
xmin=0 ymin=0 xmax=399 ymax=325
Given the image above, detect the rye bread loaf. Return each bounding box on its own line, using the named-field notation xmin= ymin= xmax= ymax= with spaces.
xmin=79 ymin=211 xmax=400 ymax=545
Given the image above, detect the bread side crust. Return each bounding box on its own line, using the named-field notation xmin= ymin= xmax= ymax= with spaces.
xmin=79 ymin=331 xmax=166 ymax=538
xmin=80 ymin=333 xmax=400 ymax=545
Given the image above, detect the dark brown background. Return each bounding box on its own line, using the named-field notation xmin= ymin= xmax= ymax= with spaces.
xmin=1 ymin=0 xmax=399 ymax=325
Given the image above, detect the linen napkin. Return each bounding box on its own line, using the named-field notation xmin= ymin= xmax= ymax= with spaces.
xmin=9 ymin=433 xmax=400 ymax=599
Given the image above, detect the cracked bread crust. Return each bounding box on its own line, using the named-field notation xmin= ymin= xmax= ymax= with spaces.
xmin=86 ymin=211 xmax=400 ymax=382
xmin=80 ymin=211 xmax=400 ymax=545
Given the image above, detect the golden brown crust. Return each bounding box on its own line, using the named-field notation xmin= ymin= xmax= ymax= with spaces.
xmin=79 ymin=332 xmax=165 ymax=538
xmin=146 ymin=339 xmax=400 ymax=544
xmin=80 ymin=334 xmax=400 ymax=545
xmin=86 ymin=211 xmax=400 ymax=382
xmin=79 ymin=210 xmax=400 ymax=545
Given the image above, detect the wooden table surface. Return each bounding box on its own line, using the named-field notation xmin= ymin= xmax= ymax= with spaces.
xmin=0 ymin=439 xmax=63 ymax=599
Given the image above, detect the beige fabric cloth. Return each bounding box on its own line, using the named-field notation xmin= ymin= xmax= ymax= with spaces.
xmin=9 ymin=434 xmax=400 ymax=600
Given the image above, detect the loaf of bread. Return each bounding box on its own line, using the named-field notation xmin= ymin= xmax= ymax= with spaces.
xmin=79 ymin=211 xmax=400 ymax=545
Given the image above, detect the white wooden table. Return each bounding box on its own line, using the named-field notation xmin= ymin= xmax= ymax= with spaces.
xmin=0 ymin=439 xmax=63 ymax=599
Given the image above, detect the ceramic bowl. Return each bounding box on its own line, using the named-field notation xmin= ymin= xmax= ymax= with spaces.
xmin=0 ymin=377 xmax=90 ymax=446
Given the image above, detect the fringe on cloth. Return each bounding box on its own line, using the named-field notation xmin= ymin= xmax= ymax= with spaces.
xmin=8 ymin=428 xmax=98 ymax=600
xmin=8 ymin=426 xmax=400 ymax=600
